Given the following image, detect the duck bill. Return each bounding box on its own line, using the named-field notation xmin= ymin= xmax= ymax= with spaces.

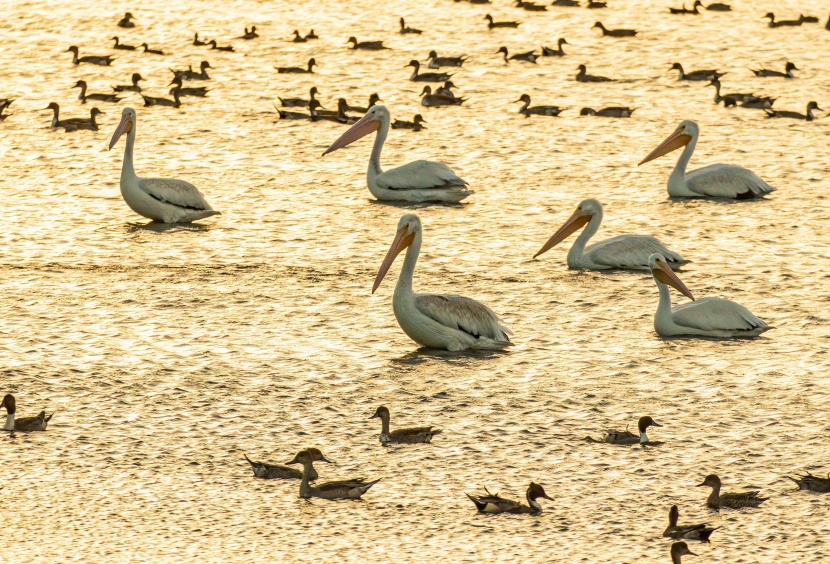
xmin=533 ymin=213 xmax=590 ymax=258
xmin=372 ymin=227 xmax=415 ymax=293
xmin=108 ymin=114 xmax=133 ymax=150
xmin=638 ymin=129 xmax=692 ymax=165
xmin=322 ymin=113 xmax=380 ymax=156
xmin=319 ymin=454 xmax=334 ymax=464
xmin=650 ymin=421 xmax=663 ymax=427
xmin=653 ymin=262 xmax=695 ymax=300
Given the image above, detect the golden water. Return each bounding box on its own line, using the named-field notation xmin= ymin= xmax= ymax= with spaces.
xmin=1 ymin=0 xmax=829 ymax=561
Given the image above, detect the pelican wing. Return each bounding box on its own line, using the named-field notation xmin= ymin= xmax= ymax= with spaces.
xmin=686 ymin=164 xmax=775 ymax=198
xmin=138 ymin=177 xmax=214 ymax=211
xmin=415 ymin=294 xmax=512 ymax=341
xmin=376 ymin=160 xmax=467 ymax=191
xmin=587 ymin=235 xmax=685 ymax=270
xmin=672 ymin=297 xmax=768 ymax=332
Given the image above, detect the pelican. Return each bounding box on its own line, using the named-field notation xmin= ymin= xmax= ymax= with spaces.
xmin=639 ymin=120 xmax=775 ymax=199
xmin=534 ymin=199 xmax=685 ymax=270
xmin=322 ymin=105 xmax=471 ymax=203
xmin=372 ymin=214 xmax=512 ymax=351
xmin=108 ymin=108 xmax=220 ymax=223
xmin=648 ymin=253 xmax=769 ymax=338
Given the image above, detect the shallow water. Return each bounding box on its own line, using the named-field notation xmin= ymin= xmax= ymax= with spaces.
xmin=1 ymin=0 xmax=829 ymax=561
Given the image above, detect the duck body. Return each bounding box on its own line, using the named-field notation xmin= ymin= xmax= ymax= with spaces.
xmin=68 ymin=46 xmax=114 ymax=66
xmin=113 ymin=73 xmax=144 ymax=93
xmin=427 ymin=51 xmax=467 ymax=68
xmin=580 ymin=106 xmax=634 ymax=117
xmin=371 ymin=406 xmax=440 ymax=444
xmin=392 ymin=114 xmax=426 ymax=131
xmin=142 ymin=89 xmax=181 ymax=108
xmin=498 ymin=47 xmax=538 ymax=63
xmin=592 ymin=416 xmax=661 ymax=445
xmin=244 ymin=454 xmax=306 ymax=479
xmin=515 ymin=95 xmax=563 ymax=117
xmin=74 ymin=80 xmax=122 ymax=103
xmin=593 ymin=22 xmax=637 ymax=37
xmin=542 ymin=39 xmax=567 ymax=56
xmin=400 ymin=18 xmax=422 ymax=34
xmin=587 ymin=0 xmax=607 ymax=7
xmin=485 ymin=15 xmax=521 ymax=28
xmin=576 ymin=64 xmax=612 ymax=82
xmin=516 ymin=0 xmax=547 ymax=11
xmin=172 ymin=61 xmax=211 ymax=81
xmin=671 ymin=63 xmax=722 ymax=81
xmin=790 ymin=472 xmax=830 ymax=493
xmin=467 ymin=483 xmax=551 ymax=514
xmin=698 ymin=474 xmax=768 ymax=509
xmin=2 ymin=395 xmax=53 ymax=432
xmin=117 ymin=12 xmax=135 ymax=28
xmin=347 ymin=37 xmax=388 ymax=50
xmin=765 ymin=13 xmax=803 ymax=27
xmin=765 ymin=101 xmax=821 ymax=121
xmin=276 ymin=58 xmax=316 ymax=74
xmin=112 ymin=37 xmax=136 ymax=50
xmin=207 ymin=40 xmax=234 ymax=52
xmin=706 ymin=2 xmax=730 ymax=10
xmin=408 ymin=60 xmax=452 ymax=82
xmin=280 ymin=87 xmax=318 ymax=108
xmin=420 ymin=86 xmax=465 ymax=107
xmin=288 ymin=450 xmax=379 ymax=500
xmin=663 ymin=505 xmax=719 ymax=541
xmin=751 ymin=62 xmax=797 ymax=78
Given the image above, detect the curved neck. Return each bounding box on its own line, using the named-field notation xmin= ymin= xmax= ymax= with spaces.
xmin=395 ymin=233 xmax=421 ymax=296
xmin=526 ymin=492 xmax=542 ymax=513
xmin=568 ymin=212 xmax=601 ymax=265
xmin=519 ymin=100 xmax=530 ymax=113
xmin=671 ymin=132 xmax=697 ymax=185
xmin=299 ymin=461 xmax=313 ymax=496
xmin=379 ymin=415 xmax=390 ymax=435
xmin=654 ymin=278 xmax=674 ymax=320
xmin=707 ymin=483 xmax=720 ymax=505
xmin=122 ymin=124 xmax=137 ymax=179
xmin=367 ymin=117 xmax=389 ymax=186
xmin=671 ymin=551 xmax=682 ymax=564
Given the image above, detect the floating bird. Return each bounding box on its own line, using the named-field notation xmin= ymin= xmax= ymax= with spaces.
xmin=171 ymin=61 xmax=211 ymax=80
xmin=467 ymin=483 xmax=552 ymax=514
xmin=371 ymin=214 xmax=514 ymax=351
xmin=193 ymin=33 xmax=207 ymax=46
xmin=392 ymin=114 xmax=426 ymax=131
xmin=705 ymin=2 xmax=731 ymax=10
xmin=436 ymin=80 xmax=458 ymax=98
xmin=514 ymin=94 xmax=563 ymax=117
xmin=789 ymin=472 xmax=830 ymax=493
xmin=765 ymin=101 xmax=821 ymax=121
xmin=407 ymin=60 xmax=452 ymax=81
xmin=142 ymin=88 xmax=181 ymax=108
xmin=279 ymin=86 xmax=319 ymax=108
xmin=108 ymin=107 xmax=220 ymax=223
xmin=800 ymin=14 xmax=819 ymax=23
xmin=580 ymin=106 xmax=635 ymax=117
xmin=61 ymin=107 xmax=103 ymax=131
xmin=370 ymin=406 xmax=440 ymax=444
xmin=346 ymin=93 xmax=382 ymax=113
xmin=587 ymin=416 xmax=662 ymax=445
xmin=534 ymin=199 xmax=684 ymax=270
xmin=168 ymin=77 xmax=208 ymax=97
xmin=587 ymin=0 xmax=607 ymax=7
xmin=739 ymin=96 xmax=776 ymax=109
xmin=286 ymin=450 xmax=380 ymax=500
xmin=542 ymin=38 xmax=568 ymax=57
xmin=670 ymin=63 xmax=723 ymax=81
xmin=670 ymin=542 xmax=697 ymax=564
xmin=347 ymin=36 xmax=388 ymax=50
xmin=697 ymin=474 xmax=768 ymax=509
xmin=2 ymin=394 xmax=53 ymax=433
xmin=669 ymin=1 xmax=701 ymax=15
xmin=515 ymin=0 xmax=547 ymax=11
xmin=707 ymin=78 xmax=755 ymax=105
xmin=309 ymin=100 xmax=353 ymax=124
xmin=427 ymin=51 xmax=467 ymax=68
xmin=663 ymin=506 xmax=719 ymax=541
xmin=400 ymin=18 xmax=422 ymax=34
xmin=639 ymin=120 xmax=775 ymax=198
xmin=576 ymin=64 xmax=613 ymax=82
xmin=552 ymin=0 xmax=579 ymax=5
xmin=305 ymin=30 xmax=319 ymax=40
xmin=420 ymin=86 xmax=465 ymax=107
xmin=67 ymin=46 xmax=114 ymax=66
xmin=751 ymin=61 xmax=798 ymax=78
xmin=764 ymin=13 xmax=803 ymax=27
xmin=485 ymin=14 xmax=521 ymax=29
xmin=276 ymin=58 xmax=316 ymax=74
xmin=593 ymin=22 xmax=637 ymax=37
xmin=240 ymin=26 xmax=258 ymax=40
xmin=111 ymin=36 xmax=136 ymax=50
xmin=647 ymin=253 xmax=770 ymax=338
xmin=291 ymin=30 xmax=307 ymax=43
xmin=73 ymin=80 xmax=122 ymax=103
xmin=497 ymin=46 xmax=538 ymax=63
xmin=275 ymin=106 xmax=312 ymax=120
xmin=139 ymin=43 xmax=164 ymax=55
xmin=117 ymin=12 xmax=135 ymax=28
xmin=0 ymin=98 xmax=13 ymax=121
xmin=244 ymin=448 xmax=332 ymax=480
xmin=207 ymin=39 xmax=234 ymax=52
xmin=322 ymin=106 xmax=472 ymax=203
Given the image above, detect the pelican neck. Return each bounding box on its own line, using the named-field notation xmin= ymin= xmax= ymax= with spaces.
xmin=654 ymin=278 xmax=674 ymax=323
xmin=395 ymin=232 xmax=422 ymax=296
xmin=567 ymin=212 xmax=602 ymax=267
xmin=122 ymin=121 xmax=137 ymax=179
xmin=670 ymin=132 xmax=698 ymax=188
xmin=367 ymin=116 xmax=390 ymax=186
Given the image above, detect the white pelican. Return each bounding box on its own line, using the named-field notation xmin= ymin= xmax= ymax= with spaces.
xmin=373 ymin=214 xmax=512 ymax=351
xmin=534 ymin=199 xmax=686 ymax=271
xmin=639 ymin=120 xmax=775 ymax=199
xmin=648 ymin=253 xmax=770 ymax=338
xmin=322 ymin=105 xmax=472 ymax=203
xmin=109 ymin=108 xmax=220 ymax=223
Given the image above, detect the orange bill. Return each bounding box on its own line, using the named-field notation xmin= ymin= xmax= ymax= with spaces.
xmin=372 ymin=226 xmax=415 ymax=293
xmin=533 ymin=212 xmax=590 ymax=259
xmin=638 ymin=128 xmax=692 ymax=166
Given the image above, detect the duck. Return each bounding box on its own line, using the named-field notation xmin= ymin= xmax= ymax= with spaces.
xmin=346 ymin=36 xmax=388 ymax=50
xmin=2 ymin=394 xmax=53 ymax=433
xmin=60 ymin=107 xmax=104 ymax=131
xmin=670 ymin=63 xmax=723 ymax=81
xmin=484 ymin=14 xmax=521 ymax=29
xmin=286 ymin=450 xmax=381 ymax=500
xmin=765 ymin=101 xmax=821 ymax=121
xmin=111 ymin=36 xmax=136 ymax=50
xmin=244 ymin=448 xmax=332 ymax=480
xmin=541 ymin=38 xmax=567 ymax=57
xmin=671 ymin=542 xmax=697 ymax=564
xmin=346 ymin=93 xmax=382 ymax=113
xmin=67 ymin=46 xmax=114 ymax=66
xmin=427 ymin=51 xmax=467 ymax=68
xmin=592 ymin=22 xmax=637 ymax=37
xmin=738 ymin=95 xmax=776 ymax=109
xmin=669 ymin=1 xmax=701 ymax=15
xmin=168 ymin=77 xmax=208 ymax=97
xmin=663 ymin=505 xmax=719 ymax=541
xmin=275 ymin=58 xmax=316 ymax=74
xmin=580 ymin=106 xmax=635 ymax=117
xmin=241 ymin=26 xmax=258 ymax=40
xmin=764 ymin=13 xmax=803 ymax=27
xmin=707 ymin=78 xmax=755 ymax=105
xmin=697 ymin=474 xmax=768 ymax=509
xmin=751 ymin=61 xmax=798 ymax=78
xmin=193 ymin=33 xmax=207 ymax=46
xmin=142 ymin=88 xmax=181 ymax=108
xmin=705 ymin=2 xmax=730 ymax=10
xmin=400 ymin=18 xmax=422 ymax=34
xmin=588 ymin=416 xmax=662 ymax=445
xmin=552 ymin=0 xmax=579 ymax=5
xmin=171 ymin=61 xmax=211 ymax=80
xmin=370 ymin=406 xmax=439 ymax=443
xmin=515 ymin=94 xmax=564 ymax=117
xmin=515 ymin=0 xmax=547 ymax=11
xmin=73 ymin=80 xmax=122 ymax=103
xmin=436 ymin=80 xmax=458 ymax=98
xmin=576 ymin=64 xmax=613 ymax=82
xmin=587 ymin=0 xmax=607 ymax=7
xmin=0 ymin=98 xmax=13 ymax=121
xmin=391 ymin=114 xmax=427 ymax=131
xmin=291 ymin=30 xmax=307 ymax=43
xmin=497 ymin=46 xmax=538 ymax=64
xmin=407 ymin=59 xmax=452 ymax=81
xmin=117 ymin=12 xmax=135 ymax=28
xmin=279 ymin=86 xmax=319 ymax=108
xmin=139 ymin=43 xmax=165 ymax=55
xmin=420 ymin=86 xmax=465 ymax=106
xmin=310 ymin=100 xmax=352 ymax=124
xmin=467 ymin=483 xmax=552 ymax=514
xmin=207 ymin=39 xmax=234 ymax=52
xmin=305 ymin=30 xmax=319 ymax=40
xmin=789 ymin=471 xmax=830 ymax=493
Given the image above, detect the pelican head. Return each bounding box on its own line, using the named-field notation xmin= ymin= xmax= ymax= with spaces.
xmin=322 ymin=104 xmax=389 ymax=156
xmin=373 ymin=214 xmax=421 ymax=293
xmin=109 ymin=107 xmax=136 ymax=150
xmin=639 ymin=120 xmax=697 ymax=166
xmin=648 ymin=253 xmax=695 ymax=300
xmin=533 ymin=199 xmax=601 ymax=259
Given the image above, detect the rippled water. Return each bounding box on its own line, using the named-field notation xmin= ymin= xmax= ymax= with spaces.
xmin=2 ymin=0 xmax=829 ymax=561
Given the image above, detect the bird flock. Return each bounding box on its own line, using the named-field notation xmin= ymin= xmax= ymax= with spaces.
xmin=2 ymin=4 xmax=829 ymax=562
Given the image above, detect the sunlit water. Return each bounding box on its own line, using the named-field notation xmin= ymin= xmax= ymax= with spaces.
xmin=1 ymin=0 xmax=829 ymax=561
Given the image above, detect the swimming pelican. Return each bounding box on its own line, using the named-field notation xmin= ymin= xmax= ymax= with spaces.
xmin=322 ymin=105 xmax=471 ymax=203
xmin=534 ymin=199 xmax=685 ymax=270
xmin=639 ymin=120 xmax=775 ymax=199
xmin=648 ymin=253 xmax=769 ymax=338
xmin=108 ymin=108 xmax=220 ymax=223
xmin=372 ymin=214 xmax=512 ymax=351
